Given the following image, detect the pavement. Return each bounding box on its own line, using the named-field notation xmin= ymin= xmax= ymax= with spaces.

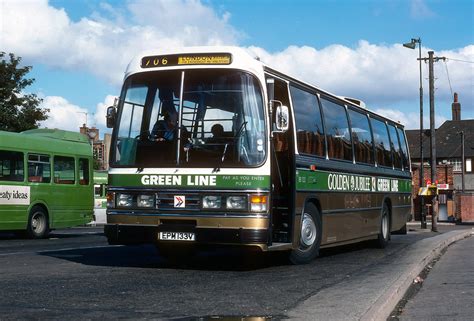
xmin=397 ymin=233 xmax=474 ymax=320
xmin=287 ymin=222 xmax=474 ymax=321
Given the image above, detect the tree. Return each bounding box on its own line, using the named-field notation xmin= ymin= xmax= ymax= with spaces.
xmin=0 ymin=52 xmax=49 ymax=132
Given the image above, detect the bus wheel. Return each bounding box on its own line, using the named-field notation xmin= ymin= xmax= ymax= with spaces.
xmin=374 ymin=202 xmax=390 ymax=248
xmin=289 ymin=203 xmax=322 ymax=264
xmin=27 ymin=206 xmax=50 ymax=239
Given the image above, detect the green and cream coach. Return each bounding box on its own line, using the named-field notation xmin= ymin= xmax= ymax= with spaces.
xmin=104 ymin=46 xmax=412 ymax=264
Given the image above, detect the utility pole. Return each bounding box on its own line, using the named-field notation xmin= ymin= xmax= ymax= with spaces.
xmin=460 ymin=131 xmax=465 ymax=192
xmin=418 ymin=51 xmax=446 ymax=232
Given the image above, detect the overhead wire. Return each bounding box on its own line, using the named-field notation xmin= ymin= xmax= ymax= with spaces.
xmin=445 ymin=58 xmax=474 ymax=64
xmin=443 ymin=60 xmax=453 ymax=96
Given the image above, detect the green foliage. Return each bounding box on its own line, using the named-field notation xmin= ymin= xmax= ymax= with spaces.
xmin=0 ymin=52 xmax=49 ymax=132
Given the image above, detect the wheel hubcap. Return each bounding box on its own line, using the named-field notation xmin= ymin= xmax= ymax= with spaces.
xmin=382 ymin=210 xmax=389 ymax=240
xmin=32 ymin=212 xmax=44 ymax=232
xmin=301 ymin=213 xmax=317 ymax=247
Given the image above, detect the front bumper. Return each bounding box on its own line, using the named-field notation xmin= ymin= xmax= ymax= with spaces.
xmin=104 ymin=223 xmax=270 ymax=246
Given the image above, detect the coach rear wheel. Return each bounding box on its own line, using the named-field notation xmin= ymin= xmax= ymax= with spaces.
xmin=27 ymin=206 xmax=49 ymax=239
xmin=374 ymin=202 xmax=390 ymax=248
xmin=289 ymin=203 xmax=322 ymax=265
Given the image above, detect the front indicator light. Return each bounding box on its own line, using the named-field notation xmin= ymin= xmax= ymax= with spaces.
xmin=250 ymin=195 xmax=268 ymax=212
xmin=226 ymin=195 xmax=247 ymax=210
xmin=137 ymin=194 xmax=155 ymax=208
xmin=106 ymin=192 xmax=115 ymax=208
xmin=202 ymin=195 xmax=222 ymax=209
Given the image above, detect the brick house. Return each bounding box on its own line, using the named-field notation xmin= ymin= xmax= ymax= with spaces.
xmin=406 ymin=93 xmax=473 ymax=222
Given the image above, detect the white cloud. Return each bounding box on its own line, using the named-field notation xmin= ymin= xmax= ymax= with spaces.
xmin=40 ymin=96 xmax=88 ymax=131
xmin=374 ymin=108 xmax=448 ymax=130
xmin=0 ymin=0 xmax=239 ymax=85
xmin=247 ymin=42 xmax=474 ymax=118
xmin=93 ymin=95 xmax=117 ymax=128
xmin=38 ymin=94 xmax=115 ymax=137
xmin=2 ymin=0 xmax=472 ymax=131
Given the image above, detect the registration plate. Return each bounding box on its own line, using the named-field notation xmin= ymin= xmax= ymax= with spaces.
xmin=159 ymin=231 xmax=195 ymax=242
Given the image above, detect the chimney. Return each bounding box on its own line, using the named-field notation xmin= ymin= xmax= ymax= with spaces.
xmin=452 ymin=92 xmax=461 ymax=121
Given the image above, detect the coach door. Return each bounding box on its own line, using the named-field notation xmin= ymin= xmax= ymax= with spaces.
xmin=268 ymin=76 xmax=295 ymax=244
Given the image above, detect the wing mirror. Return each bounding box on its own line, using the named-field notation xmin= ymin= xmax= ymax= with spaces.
xmin=106 ymin=106 xmax=116 ymax=128
xmin=275 ymin=104 xmax=289 ymax=132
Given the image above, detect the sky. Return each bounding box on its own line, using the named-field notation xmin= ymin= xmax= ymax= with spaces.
xmin=1 ymin=0 xmax=473 ymax=137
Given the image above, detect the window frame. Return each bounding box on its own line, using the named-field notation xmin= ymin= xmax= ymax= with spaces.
xmin=347 ymin=108 xmax=375 ymax=165
xmin=53 ymin=155 xmax=76 ymax=185
xmin=0 ymin=150 xmax=25 ymax=182
xmin=27 ymin=153 xmax=51 ymax=183
xmin=370 ymin=117 xmax=394 ymax=168
xmin=289 ymin=84 xmax=326 ymax=158
xmin=319 ymin=96 xmax=353 ymax=162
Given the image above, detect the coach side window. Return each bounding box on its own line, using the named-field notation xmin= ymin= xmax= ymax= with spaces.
xmin=348 ymin=109 xmax=374 ymax=165
xmin=79 ymin=158 xmax=90 ymax=185
xmin=396 ymin=127 xmax=410 ymax=171
xmin=290 ymin=85 xmax=325 ymax=157
xmin=28 ymin=154 xmax=51 ymax=183
xmin=0 ymin=151 xmax=24 ymax=182
xmin=370 ymin=118 xmax=393 ymax=167
xmin=54 ymin=156 xmax=75 ymax=184
xmin=320 ymin=98 xmax=352 ymax=161
xmin=388 ymin=124 xmax=403 ymax=169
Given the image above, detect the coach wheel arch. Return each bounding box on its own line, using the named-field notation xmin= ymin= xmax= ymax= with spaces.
xmin=289 ymin=199 xmax=322 ymax=264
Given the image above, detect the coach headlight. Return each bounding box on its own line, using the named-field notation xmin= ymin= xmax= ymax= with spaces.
xmin=202 ymin=195 xmax=222 ymax=209
xmin=137 ymin=194 xmax=155 ymax=208
xmin=117 ymin=193 xmax=133 ymax=207
xmin=226 ymin=195 xmax=247 ymax=210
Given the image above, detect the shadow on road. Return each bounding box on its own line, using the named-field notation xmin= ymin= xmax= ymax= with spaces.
xmin=39 ymin=244 xmax=293 ymax=271
xmin=38 ymin=239 xmax=378 ymax=272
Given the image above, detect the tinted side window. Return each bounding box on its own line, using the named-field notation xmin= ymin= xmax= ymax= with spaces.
xmin=396 ymin=127 xmax=410 ymax=171
xmin=290 ymin=85 xmax=325 ymax=157
xmin=0 ymin=151 xmax=24 ymax=182
xmin=388 ymin=124 xmax=402 ymax=169
xmin=54 ymin=156 xmax=75 ymax=184
xmin=348 ymin=109 xmax=374 ymax=165
xmin=371 ymin=118 xmax=392 ymax=167
xmin=28 ymin=154 xmax=51 ymax=183
xmin=321 ymin=98 xmax=352 ymax=161
xmin=79 ymin=158 xmax=90 ymax=185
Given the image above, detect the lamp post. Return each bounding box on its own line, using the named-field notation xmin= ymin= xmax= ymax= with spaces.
xmin=403 ymin=37 xmax=427 ymax=229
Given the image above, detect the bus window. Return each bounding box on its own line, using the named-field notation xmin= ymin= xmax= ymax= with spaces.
xmin=396 ymin=127 xmax=410 ymax=171
xmin=54 ymin=156 xmax=75 ymax=184
xmin=290 ymin=85 xmax=325 ymax=157
xmin=370 ymin=118 xmax=393 ymax=167
xmin=388 ymin=124 xmax=402 ymax=169
xmin=28 ymin=154 xmax=51 ymax=183
xmin=94 ymin=185 xmax=102 ymax=196
xmin=348 ymin=109 xmax=374 ymax=165
xmin=0 ymin=150 xmax=24 ymax=182
xmin=320 ymin=98 xmax=352 ymax=161
xmin=79 ymin=158 xmax=90 ymax=185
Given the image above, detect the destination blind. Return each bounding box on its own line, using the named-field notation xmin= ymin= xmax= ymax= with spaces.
xmin=141 ymin=53 xmax=232 ymax=68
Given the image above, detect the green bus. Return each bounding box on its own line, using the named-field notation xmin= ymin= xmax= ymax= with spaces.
xmin=92 ymin=170 xmax=108 ymax=224
xmin=104 ymin=47 xmax=412 ymax=263
xmin=0 ymin=129 xmax=93 ymax=238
